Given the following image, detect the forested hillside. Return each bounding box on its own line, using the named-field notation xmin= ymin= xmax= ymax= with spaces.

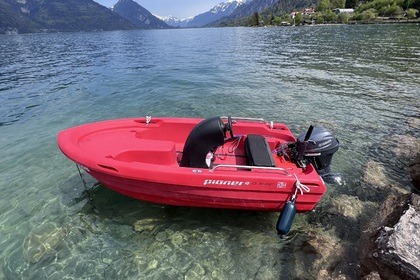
xmin=0 ymin=0 xmax=133 ymax=34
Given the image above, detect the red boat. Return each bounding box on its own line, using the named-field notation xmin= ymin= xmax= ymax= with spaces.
xmin=58 ymin=116 xmax=339 ymax=235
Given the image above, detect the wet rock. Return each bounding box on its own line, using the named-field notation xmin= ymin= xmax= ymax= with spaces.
xmin=306 ymin=230 xmax=344 ymax=277
xmin=22 ymin=223 xmax=68 ymax=263
xmin=362 ymin=271 xmax=381 ymax=280
xmin=169 ymin=232 xmax=185 ymax=247
xmin=361 ymin=193 xmax=420 ymax=280
xmin=155 ymin=231 xmax=167 ymax=242
xmin=133 ymin=218 xmax=160 ymax=232
xmin=388 ymin=135 xmax=420 ymax=159
xmin=406 ymin=117 xmax=420 ymax=132
xmin=185 ymin=263 xmax=205 ymax=279
xmin=409 ymin=155 xmax=420 ymax=193
xmin=360 ymin=160 xmax=409 ymax=201
xmin=363 ymin=160 xmax=389 ymax=188
xmin=147 ymin=259 xmax=159 ymax=270
xmin=331 ymin=194 xmax=364 ymax=220
xmin=374 ymin=205 xmax=420 ymax=279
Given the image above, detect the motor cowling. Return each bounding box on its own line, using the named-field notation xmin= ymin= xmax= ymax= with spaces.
xmin=297 ymin=127 xmax=339 ymax=177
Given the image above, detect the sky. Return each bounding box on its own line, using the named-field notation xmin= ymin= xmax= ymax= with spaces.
xmin=95 ymin=0 xmax=223 ymax=19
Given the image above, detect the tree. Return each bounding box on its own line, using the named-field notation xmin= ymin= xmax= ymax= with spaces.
xmin=272 ymin=16 xmax=282 ymax=25
xmin=316 ymin=0 xmax=332 ymax=12
xmin=406 ymin=8 xmax=419 ymax=18
xmin=314 ymin=13 xmax=325 ymax=24
xmin=249 ymin=12 xmax=259 ymax=26
xmin=362 ymin=8 xmax=377 ymax=20
xmin=265 ymin=14 xmax=274 ymax=25
xmin=338 ymin=12 xmax=350 ymax=23
xmin=331 ymin=0 xmax=346 ymax=8
xmin=294 ymin=12 xmax=303 ymax=25
xmin=323 ymin=9 xmax=338 ymax=21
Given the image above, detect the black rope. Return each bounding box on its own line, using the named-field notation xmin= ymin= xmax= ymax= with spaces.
xmin=76 ymin=164 xmax=96 ymax=211
xmin=76 ymin=164 xmax=87 ymax=188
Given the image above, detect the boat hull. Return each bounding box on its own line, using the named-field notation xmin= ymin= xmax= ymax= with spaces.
xmin=58 ymin=117 xmax=327 ymax=212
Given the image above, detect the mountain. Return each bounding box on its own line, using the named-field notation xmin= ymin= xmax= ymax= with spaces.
xmin=113 ymin=0 xmax=169 ymax=29
xmin=160 ymin=0 xmax=250 ymax=28
xmin=263 ymin=0 xmax=318 ymax=16
xmin=215 ymin=0 xmax=319 ymax=26
xmin=0 ymin=0 xmax=134 ymax=34
xmin=0 ymin=1 xmax=39 ymax=34
xmin=157 ymin=15 xmax=192 ymax=28
xmin=227 ymin=0 xmax=280 ymax=20
xmin=186 ymin=0 xmax=250 ymax=28
xmin=209 ymin=0 xmax=281 ymax=26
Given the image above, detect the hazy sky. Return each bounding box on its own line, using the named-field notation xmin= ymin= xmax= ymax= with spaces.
xmin=95 ymin=0 xmax=223 ymax=19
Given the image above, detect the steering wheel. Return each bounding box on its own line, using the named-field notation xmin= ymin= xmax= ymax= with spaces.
xmin=227 ymin=116 xmax=234 ymax=139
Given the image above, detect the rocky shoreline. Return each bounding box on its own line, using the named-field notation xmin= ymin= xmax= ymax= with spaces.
xmin=360 ymin=154 xmax=420 ymax=279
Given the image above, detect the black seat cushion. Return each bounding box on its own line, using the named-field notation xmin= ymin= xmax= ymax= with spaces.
xmin=245 ymin=134 xmax=275 ymax=167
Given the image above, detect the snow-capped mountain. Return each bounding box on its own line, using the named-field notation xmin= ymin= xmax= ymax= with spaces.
xmin=187 ymin=0 xmax=251 ymax=27
xmin=161 ymin=0 xmax=251 ymax=28
xmin=156 ymin=15 xmax=192 ymax=28
xmin=227 ymin=0 xmax=279 ymax=20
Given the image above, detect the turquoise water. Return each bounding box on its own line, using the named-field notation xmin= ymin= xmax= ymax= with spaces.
xmin=0 ymin=25 xmax=419 ymax=279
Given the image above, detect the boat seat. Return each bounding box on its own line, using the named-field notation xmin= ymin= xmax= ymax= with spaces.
xmin=180 ymin=117 xmax=226 ymax=168
xmin=245 ymin=134 xmax=276 ymax=167
xmin=113 ymin=140 xmax=177 ymax=165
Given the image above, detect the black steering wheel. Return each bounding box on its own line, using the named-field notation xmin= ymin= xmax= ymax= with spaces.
xmin=227 ymin=116 xmax=234 ymax=139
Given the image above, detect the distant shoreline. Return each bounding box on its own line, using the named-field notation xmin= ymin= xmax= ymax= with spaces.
xmin=347 ymin=18 xmax=420 ymax=25
xmin=2 ymin=20 xmax=420 ymax=35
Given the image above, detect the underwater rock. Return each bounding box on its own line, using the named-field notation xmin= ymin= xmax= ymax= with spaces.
xmin=185 ymin=263 xmax=205 ymax=280
xmin=147 ymin=259 xmax=159 ymax=270
xmin=362 ymin=160 xmax=389 ymax=189
xmin=133 ymin=218 xmax=160 ymax=232
xmin=22 ymin=223 xmax=68 ymax=263
xmin=361 ymin=193 xmax=420 ymax=280
xmin=306 ymin=230 xmax=344 ymax=278
xmin=169 ymin=232 xmax=185 ymax=247
xmin=360 ymin=160 xmax=409 ymax=201
xmin=359 ymin=160 xmax=392 ymax=202
xmin=387 ymin=135 xmax=420 ymax=159
xmin=409 ymin=155 xmax=420 ymax=193
xmin=331 ymin=194 xmax=364 ymax=220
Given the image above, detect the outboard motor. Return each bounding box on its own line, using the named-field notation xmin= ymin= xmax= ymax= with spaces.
xmin=296 ymin=126 xmax=339 ymax=178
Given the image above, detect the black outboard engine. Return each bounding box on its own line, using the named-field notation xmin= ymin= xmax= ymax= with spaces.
xmin=296 ymin=126 xmax=339 ymax=178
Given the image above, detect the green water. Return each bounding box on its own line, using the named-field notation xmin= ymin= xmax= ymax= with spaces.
xmin=0 ymin=25 xmax=419 ymax=279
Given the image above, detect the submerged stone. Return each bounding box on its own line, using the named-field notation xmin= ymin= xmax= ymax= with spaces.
xmin=22 ymin=223 xmax=68 ymax=263
xmin=133 ymin=218 xmax=160 ymax=232
xmin=331 ymin=194 xmax=364 ymax=220
xmin=307 ymin=231 xmax=344 ymax=277
xmin=363 ymin=160 xmax=389 ymax=189
xmin=185 ymin=263 xmax=205 ymax=279
xmin=387 ymin=135 xmax=420 ymax=159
